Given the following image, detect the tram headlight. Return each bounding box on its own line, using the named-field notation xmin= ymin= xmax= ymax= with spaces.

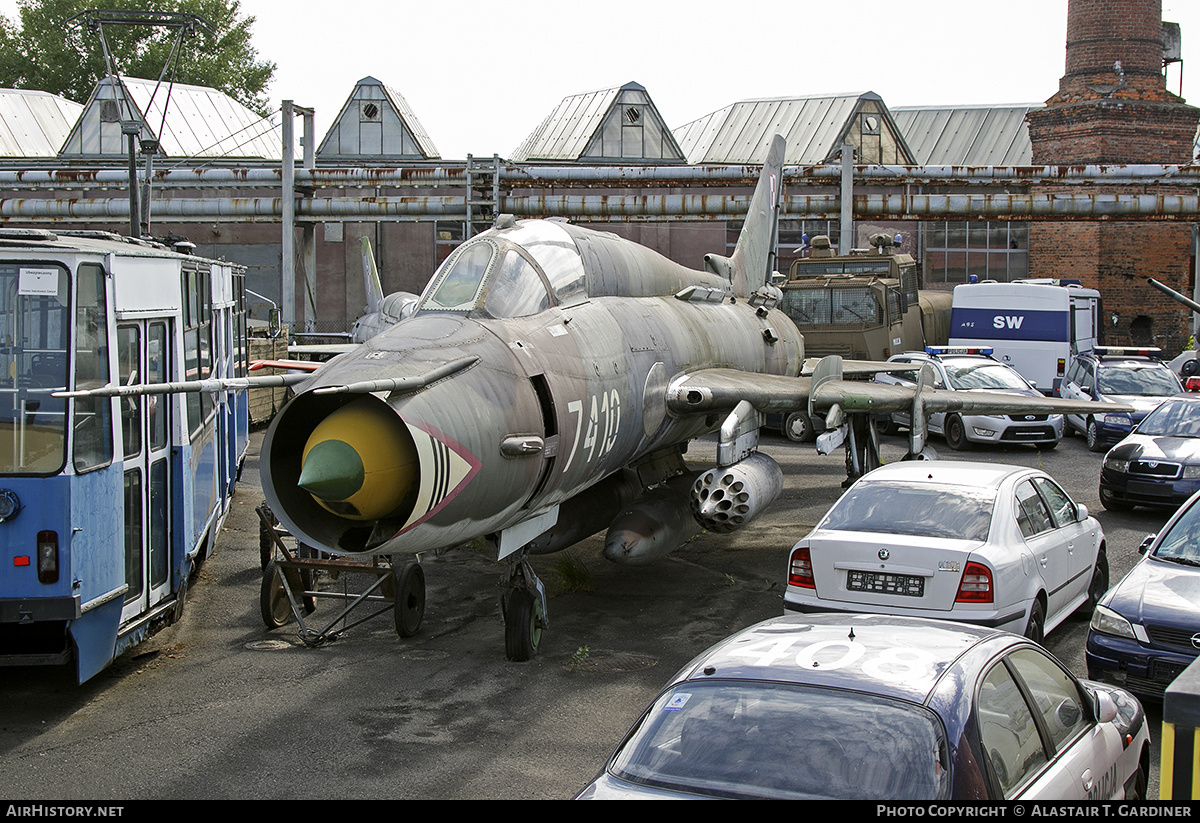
xmin=36 ymin=530 xmax=58 ymax=585
xmin=0 ymin=489 xmax=20 ymax=522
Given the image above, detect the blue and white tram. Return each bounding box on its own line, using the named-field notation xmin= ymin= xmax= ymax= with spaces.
xmin=0 ymin=228 xmax=249 ymax=682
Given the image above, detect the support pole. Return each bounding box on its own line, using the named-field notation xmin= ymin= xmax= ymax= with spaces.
xmin=839 ymin=143 xmax=854 ymax=252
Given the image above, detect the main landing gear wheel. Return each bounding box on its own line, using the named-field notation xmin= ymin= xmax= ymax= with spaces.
xmin=504 ymin=589 xmax=543 ymax=662
xmin=392 ymin=562 xmax=426 ymax=638
xmin=260 ymin=560 xmax=291 ymax=628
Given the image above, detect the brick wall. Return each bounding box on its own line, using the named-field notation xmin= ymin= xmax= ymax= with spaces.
xmin=1027 ymin=0 xmax=1199 ymax=357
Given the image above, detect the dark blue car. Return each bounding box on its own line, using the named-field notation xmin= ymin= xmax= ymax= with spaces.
xmin=579 ymin=614 xmax=1148 ymax=800
xmin=1099 ymin=394 xmax=1200 ymax=510
xmin=1087 ymin=488 xmax=1200 ymax=699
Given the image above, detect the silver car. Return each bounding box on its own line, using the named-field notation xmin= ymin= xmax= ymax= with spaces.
xmin=783 ymin=461 xmax=1108 ymax=643
xmin=875 ymin=348 xmax=1064 ymax=450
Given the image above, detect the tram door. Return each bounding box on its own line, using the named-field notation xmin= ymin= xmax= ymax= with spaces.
xmin=118 ymin=320 xmax=172 ymax=623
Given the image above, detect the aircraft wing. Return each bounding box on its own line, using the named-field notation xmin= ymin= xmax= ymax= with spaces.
xmin=667 ymin=358 xmax=1132 ymax=418
xmin=799 ymin=358 xmax=914 ymax=377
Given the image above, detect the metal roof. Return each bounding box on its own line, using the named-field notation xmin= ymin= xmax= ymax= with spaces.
xmin=511 ymin=81 xmax=686 ymax=164
xmin=0 ymin=89 xmax=82 ymax=157
xmin=317 ymin=76 xmax=439 ymax=161
xmin=60 ymin=75 xmax=282 ymax=160
xmin=674 ymin=92 xmax=914 ymax=165
xmin=890 ymin=105 xmax=1039 ymax=165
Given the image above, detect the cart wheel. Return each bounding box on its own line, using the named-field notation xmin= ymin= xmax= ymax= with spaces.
xmin=504 ymin=589 xmax=543 ymax=662
xmin=393 ymin=562 xmax=425 ymax=638
xmin=260 ymin=560 xmax=292 ymax=628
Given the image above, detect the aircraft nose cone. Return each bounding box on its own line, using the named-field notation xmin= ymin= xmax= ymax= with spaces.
xmin=299 ymin=396 xmax=418 ymax=520
xmin=298 ymin=439 xmax=365 ymax=501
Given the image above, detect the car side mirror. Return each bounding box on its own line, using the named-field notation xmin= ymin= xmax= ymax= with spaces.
xmin=1091 ymin=688 xmax=1118 ymax=724
xmin=1076 ymin=504 xmax=1089 ymax=522
xmin=1081 ymin=385 xmax=1093 ymax=395
xmin=1139 ymin=534 xmax=1156 ymax=554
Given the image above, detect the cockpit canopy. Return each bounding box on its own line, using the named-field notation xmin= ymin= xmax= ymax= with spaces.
xmin=417 ymin=220 xmax=587 ymax=318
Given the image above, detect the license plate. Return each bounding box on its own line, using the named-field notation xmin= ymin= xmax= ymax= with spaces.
xmin=846 ymin=570 xmax=924 ymax=597
xmin=1128 ymin=481 xmax=1170 ymax=498
xmin=1150 ymin=659 xmax=1188 ymax=683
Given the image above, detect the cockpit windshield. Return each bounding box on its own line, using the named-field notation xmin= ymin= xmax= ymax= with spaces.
xmin=421 ymin=242 xmax=493 ymax=311
xmin=418 ymin=239 xmax=552 ymax=319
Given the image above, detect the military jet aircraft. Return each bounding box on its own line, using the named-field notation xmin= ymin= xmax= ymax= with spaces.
xmin=288 ymin=237 xmax=419 ymax=360
xmin=62 ymin=135 xmax=1126 ymax=660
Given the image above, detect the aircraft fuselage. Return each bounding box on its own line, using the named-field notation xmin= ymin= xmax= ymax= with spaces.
xmin=261 ymin=219 xmax=803 ymax=557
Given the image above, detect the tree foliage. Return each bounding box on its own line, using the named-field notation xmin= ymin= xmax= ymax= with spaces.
xmin=0 ymin=0 xmax=275 ymax=116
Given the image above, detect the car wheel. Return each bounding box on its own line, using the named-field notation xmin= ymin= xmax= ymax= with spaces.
xmin=1100 ymin=486 xmax=1134 ymax=512
xmin=1183 ymin=358 xmax=1199 ymax=377
xmin=945 ymin=414 xmax=969 ymax=451
xmin=1130 ymin=757 xmax=1149 ymax=801
xmin=1024 ymin=599 xmax=1045 ymax=645
xmin=1086 ymin=418 xmax=1104 ymax=452
xmin=783 ymin=411 xmax=814 ymax=443
xmin=880 ymin=415 xmax=901 ymax=436
xmin=1083 ymin=549 xmax=1109 ymax=612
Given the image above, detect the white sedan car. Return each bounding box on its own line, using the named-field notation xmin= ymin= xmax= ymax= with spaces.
xmin=783 ymin=461 xmax=1108 ymax=642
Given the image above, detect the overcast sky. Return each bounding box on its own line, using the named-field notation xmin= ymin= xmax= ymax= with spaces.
xmin=3 ymin=0 xmax=1199 ymax=160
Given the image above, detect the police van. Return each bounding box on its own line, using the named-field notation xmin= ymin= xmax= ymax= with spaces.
xmin=949 ymin=279 xmax=1101 ymax=395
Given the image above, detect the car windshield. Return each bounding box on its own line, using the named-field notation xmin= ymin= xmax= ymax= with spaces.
xmin=1097 ymin=363 xmax=1182 ymax=397
xmin=1133 ymin=398 xmax=1200 ymax=437
xmin=1153 ymin=498 xmax=1200 ymax=565
xmin=609 ymin=680 xmax=950 ymax=800
xmin=821 ymin=481 xmax=996 ymax=541
xmin=944 ymin=361 xmax=1031 ymax=392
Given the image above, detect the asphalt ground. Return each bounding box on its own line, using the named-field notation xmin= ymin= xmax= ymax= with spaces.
xmin=0 ymin=423 xmax=1176 ymax=800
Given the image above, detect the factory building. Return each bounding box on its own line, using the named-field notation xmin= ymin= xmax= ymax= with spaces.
xmin=0 ymin=0 xmax=1196 ymax=352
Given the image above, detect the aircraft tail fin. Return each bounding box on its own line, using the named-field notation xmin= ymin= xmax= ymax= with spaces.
xmin=360 ymin=236 xmax=384 ymax=315
xmin=705 ymin=134 xmax=785 ymax=298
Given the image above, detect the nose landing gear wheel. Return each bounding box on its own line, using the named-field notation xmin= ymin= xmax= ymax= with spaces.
xmin=504 ymin=589 xmax=543 ymax=662
xmin=393 ymin=562 xmax=426 ymax=638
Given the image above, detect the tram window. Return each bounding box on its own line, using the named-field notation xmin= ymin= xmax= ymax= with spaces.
xmin=117 ymin=325 xmax=141 ymax=460
xmin=149 ymin=458 xmax=168 ymax=589
xmin=73 ymin=264 xmax=112 ymax=473
xmin=233 ymin=276 xmax=247 ymax=378
xmin=123 ymin=468 xmax=143 ymax=604
xmin=0 ymin=262 xmax=70 ymax=473
xmin=183 ymin=267 xmax=213 ymax=435
xmin=148 ymin=322 xmax=167 ymax=451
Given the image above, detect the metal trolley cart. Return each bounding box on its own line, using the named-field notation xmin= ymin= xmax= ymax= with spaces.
xmin=256 ymin=505 xmax=425 ymax=645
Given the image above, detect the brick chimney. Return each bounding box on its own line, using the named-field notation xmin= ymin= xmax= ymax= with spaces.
xmin=1027 ymin=0 xmax=1199 ymax=354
